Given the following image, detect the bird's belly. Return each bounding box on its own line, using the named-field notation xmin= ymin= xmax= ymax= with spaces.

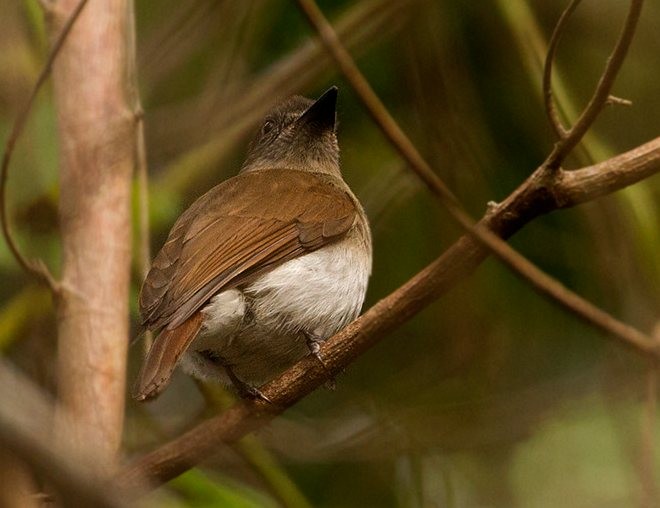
xmin=181 ymin=240 xmax=371 ymax=385
xmin=246 ymin=240 xmax=371 ymax=338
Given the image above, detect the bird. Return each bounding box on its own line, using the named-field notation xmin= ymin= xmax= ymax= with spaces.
xmin=133 ymin=87 xmax=372 ymax=402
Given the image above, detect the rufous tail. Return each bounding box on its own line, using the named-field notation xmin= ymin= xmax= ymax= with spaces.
xmin=133 ymin=312 xmax=204 ymax=401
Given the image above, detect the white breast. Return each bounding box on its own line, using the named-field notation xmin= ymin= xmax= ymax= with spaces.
xmin=246 ymin=237 xmax=372 ymax=337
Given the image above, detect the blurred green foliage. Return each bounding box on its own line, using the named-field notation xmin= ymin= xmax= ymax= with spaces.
xmin=1 ymin=0 xmax=659 ymax=506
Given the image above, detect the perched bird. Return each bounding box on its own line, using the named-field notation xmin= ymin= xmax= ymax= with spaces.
xmin=134 ymin=87 xmax=372 ymax=401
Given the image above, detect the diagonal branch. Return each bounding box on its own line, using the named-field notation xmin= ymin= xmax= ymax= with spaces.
xmin=0 ymin=0 xmax=90 ymax=293
xmin=544 ymin=0 xmax=644 ymax=169
xmin=553 ymin=137 xmax=660 ymax=206
xmin=293 ymin=0 xmax=655 ymax=355
xmin=117 ymin=137 xmax=660 ymax=490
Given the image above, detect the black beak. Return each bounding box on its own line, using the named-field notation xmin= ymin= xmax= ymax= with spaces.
xmin=297 ymin=86 xmax=338 ymax=133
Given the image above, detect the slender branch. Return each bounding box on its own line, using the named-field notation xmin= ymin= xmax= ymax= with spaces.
xmin=553 ymin=136 xmax=660 ymax=207
xmin=544 ymin=0 xmax=644 ymax=169
xmin=0 ymin=0 xmax=90 ymax=292
xmin=136 ymin=113 xmax=154 ymax=355
xmin=127 ymin=0 xmax=153 ymax=354
xmin=293 ymin=0 xmax=656 ymax=355
xmin=118 ymin=138 xmax=660 ymax=490
xmin=496 ymin=0 xmax=601 ymax=167
xmin=542 ymin=0 xmax=582 ymax=139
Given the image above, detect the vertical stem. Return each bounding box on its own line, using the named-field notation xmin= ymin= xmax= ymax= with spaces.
xmin=136 ymin=117 xmax=154 ymax=354
xmin=51 ymin=0 xmax=135 ymax=470
xmin=126 ymin=0 xmax=153 ymax=354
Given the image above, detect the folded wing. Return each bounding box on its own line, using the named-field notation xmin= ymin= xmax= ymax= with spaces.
xmin=140 ymin=168 xmax=357 ymax=331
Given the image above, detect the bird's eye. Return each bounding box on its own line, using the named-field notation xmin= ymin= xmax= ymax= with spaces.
xmin=261 ymin=120 xmax=275 ymax=136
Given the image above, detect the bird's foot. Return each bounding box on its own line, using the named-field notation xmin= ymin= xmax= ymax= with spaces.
xmin=304 ymin=331 xmax=335 ymax=385
xmin=224 ymin=365 xmax=271 ymax=403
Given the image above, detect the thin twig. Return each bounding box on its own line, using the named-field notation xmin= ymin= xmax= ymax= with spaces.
xmin=117 ymin=137 xmax=660 ymax=490
xmin=606 ymin=95 xmax=633 ymax=107
xmin=542 ymin=0 xmax=582 ymax=139
xmin=124 ymin=0 xmax=152 ymax=355
xmin=0 ymin=0 xmax=90 ymax=292
xmin=496 ymin=0 xmax=599 ymax=168
xmin=136 ymin=112 xmax=154 ymax=354
xmin=544 ymin=0 xmax=644 ymax=169
xmin=293 ymin=0 xmax=656 ymax=356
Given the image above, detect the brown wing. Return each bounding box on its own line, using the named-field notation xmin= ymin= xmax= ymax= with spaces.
xmin=139 ymin=168 xmax=358 ymax=331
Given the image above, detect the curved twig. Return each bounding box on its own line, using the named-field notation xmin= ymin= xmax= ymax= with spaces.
xmin=293 ymin=0 xmax=655 ymax=358
xmin=0 ymin=0 xmax=90 ymax=292
xmin=542 ymin=0 xmax=582 ymax=139
xmin=544 ymin=0 xmax=644 ymax=169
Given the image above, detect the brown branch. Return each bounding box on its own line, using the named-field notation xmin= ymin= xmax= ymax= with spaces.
xmin=293 ymin=0 xmax=656 ymax=354
xmin=553 ymin=136 xmax=660 ymax=207
xmin=544 ymin=0 xmax=644 ymax=169
xmin=542 ymin=0 xmax=581 ymax=139
xmin=117 ymin=138 xmax=660 ymax=490
xmin=52 ymin=0 xmax=136 ymax=470
xmin=0 ymin=0 xmax=90 ymax=292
